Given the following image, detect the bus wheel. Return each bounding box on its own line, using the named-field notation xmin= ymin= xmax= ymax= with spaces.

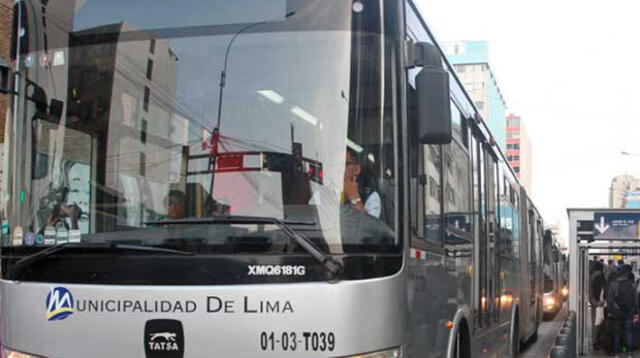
xmin=510 ymin=315 xmax=520 ymax=358
xmin=529 ymin=327 xmax=538 ymax=344
xmin=453 ymin=321 xmax=470 ymax=358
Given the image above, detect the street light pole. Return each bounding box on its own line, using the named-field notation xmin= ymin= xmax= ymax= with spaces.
xmin=207 ymin=12 xmax=295 ymax=197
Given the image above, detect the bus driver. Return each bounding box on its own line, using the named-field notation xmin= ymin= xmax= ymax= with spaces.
xmin=343 ymin=148 xmax=381 ymax=218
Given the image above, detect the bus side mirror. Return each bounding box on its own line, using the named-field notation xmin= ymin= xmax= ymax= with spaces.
xmin=0 ymin=58 xmax=15 ymax=95
xmin=413 ymin=42 xmax=452 ymax=144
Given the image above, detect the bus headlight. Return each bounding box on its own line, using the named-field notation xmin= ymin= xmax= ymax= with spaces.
xmin=544 ymin=297 xmax=556 ymax=306
xmin=341 ymin=347 xmax=402 ymax=358
xmin=561 ymin=286 xmax=569 ymax=297
xmin=1 ymin=346 xmax=44 ymax=358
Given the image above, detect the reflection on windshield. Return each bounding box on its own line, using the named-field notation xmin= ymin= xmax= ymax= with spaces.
xmin=4 ymin=0 xmax=398 ymax=253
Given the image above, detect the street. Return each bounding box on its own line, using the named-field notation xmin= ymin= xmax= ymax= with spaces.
xmin=519 ymin=304 xmax=567 ymax=358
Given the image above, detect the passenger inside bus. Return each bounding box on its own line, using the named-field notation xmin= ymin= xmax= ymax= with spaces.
xmin=43 ymin=204 xmax=82 ymax=231
xmin=166 ymin=190 xmax=187 ymax=220
xmin=163 ymin=189 xmax=231 ymax=220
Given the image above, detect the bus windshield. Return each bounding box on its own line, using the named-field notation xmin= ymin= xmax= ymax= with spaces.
xmin=3 ymin=0 xmax=398 ymax=255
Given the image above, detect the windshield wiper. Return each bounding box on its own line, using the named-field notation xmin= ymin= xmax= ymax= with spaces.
xmin=7 ymin=242 xmax=193 ymax=280
xmin=147 ymin=215 xmax=342 ymax=281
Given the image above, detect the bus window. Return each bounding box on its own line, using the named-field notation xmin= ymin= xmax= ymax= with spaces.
xmin=443 ymin=131 xmax=471 ymax=246
xmin=450 ymin=102 xmax=465 ymax=146
xmin=511 ymin=186 xmax=520 ymax=259
xmin=423 ymin=145 xmax=443 ymax=244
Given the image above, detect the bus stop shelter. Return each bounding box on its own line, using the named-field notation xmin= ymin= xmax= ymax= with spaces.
xmin=568 ymin=208 xmax=640 ymax=356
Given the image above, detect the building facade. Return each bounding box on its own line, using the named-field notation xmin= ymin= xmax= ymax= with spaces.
xmin=444 ymin=40 xmax=507 ymax=151
xmin=610 ymin=175 xmax=640 ymax=208
xmin=506 ymin=113 xmax=533 ymax=195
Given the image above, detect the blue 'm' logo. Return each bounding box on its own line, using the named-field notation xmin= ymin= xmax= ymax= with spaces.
xmin=45 ymin=287 xmax=74 ymax=321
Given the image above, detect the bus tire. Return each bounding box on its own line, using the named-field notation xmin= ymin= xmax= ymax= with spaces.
xmin=529 ymin=327 xmax=538 ymax=344
xmin=510 ymin=313 xmax=520 ymax=358
xmin=453 ymin=320 xmax=470 ymax=358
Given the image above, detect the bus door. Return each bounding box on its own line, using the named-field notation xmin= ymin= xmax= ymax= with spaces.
xmin=536 ymin=219 xmax=544 ymax=321
xmin=484 ymin=146 xmax=500 ymax=324
xmin=471 ymin=133 xmax=500 ymax=330
xmin=470 ymin=133 xmax=484 ymax=330
xmin=526 ymin=208 xmax=538 ymax=326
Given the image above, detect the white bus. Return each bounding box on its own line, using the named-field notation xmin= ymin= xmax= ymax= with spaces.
xmin=0 ymin=1 xmax=543 ymax=357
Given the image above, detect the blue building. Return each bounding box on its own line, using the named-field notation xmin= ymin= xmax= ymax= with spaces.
xmin=443 ymin=41 xmax=507 ymax=151
xmin=625 ymin=192 xmax=640 ymax=208
xmin=609 ymin=175 xmax=640 ymax=208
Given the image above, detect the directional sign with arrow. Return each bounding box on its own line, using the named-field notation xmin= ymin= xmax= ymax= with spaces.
xmin=594 ymin=216 xmax=610 ymax=235
xmin=593 ymin=212 xmax=640 ymax=239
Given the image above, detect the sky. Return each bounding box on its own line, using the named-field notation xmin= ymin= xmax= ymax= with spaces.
xmin=418 ymin=0 xmax=640 ymax=246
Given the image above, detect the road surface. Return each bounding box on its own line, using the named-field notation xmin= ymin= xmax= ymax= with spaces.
xmin=519 ymin=304 xmax=567 ymax=358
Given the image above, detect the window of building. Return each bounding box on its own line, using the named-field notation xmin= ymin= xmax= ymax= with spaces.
xmin=475 ymin=101 xmax=484 ymax=110
xmin=513 ymin=143 xmax=520 ymax=150
xmin=506 ymin=131 xmax=520 ymax=139
xmin=140 ymin=119 xmax=147 ymax=144
xmin=143 ymin=86 xmax=150 ymax=112
xmin=146 ymin=59 xmax=154 ymax=81
xmin=139 ymin=152 xmax=146 ymax=175
xmin=445 ymin=42 xmax=465 ymax=55
xmin=513 ymin=167 xmax=520 ymax=173
xmin=149 ymin=39 xmax=156 ymax=54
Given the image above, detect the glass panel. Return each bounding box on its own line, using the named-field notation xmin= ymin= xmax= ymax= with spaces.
xmin=32 ymin=119 xmax=92 ymax=234
xmin=444 ymin=141 xmax=470 ymax=244
xmin=451 ymin=102 xmax=463 ymax=144
xmin=423 ymin=144 xmax=442 ymax=243
xmin=3 ymin=0 xmax=398 ymax=255
xmin=72 ymin=0 xmax=288 ymax=32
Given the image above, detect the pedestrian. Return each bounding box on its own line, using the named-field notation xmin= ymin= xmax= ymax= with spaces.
xmin=607 ymin=264 xmax=636 ymax=357
xmin=607 ymin=266 xmax=621 ymax=298
xmin=606 ymin=259 xmax=616 ymax=277
xmin=590 ymin=261 xmax=607 ymax=350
